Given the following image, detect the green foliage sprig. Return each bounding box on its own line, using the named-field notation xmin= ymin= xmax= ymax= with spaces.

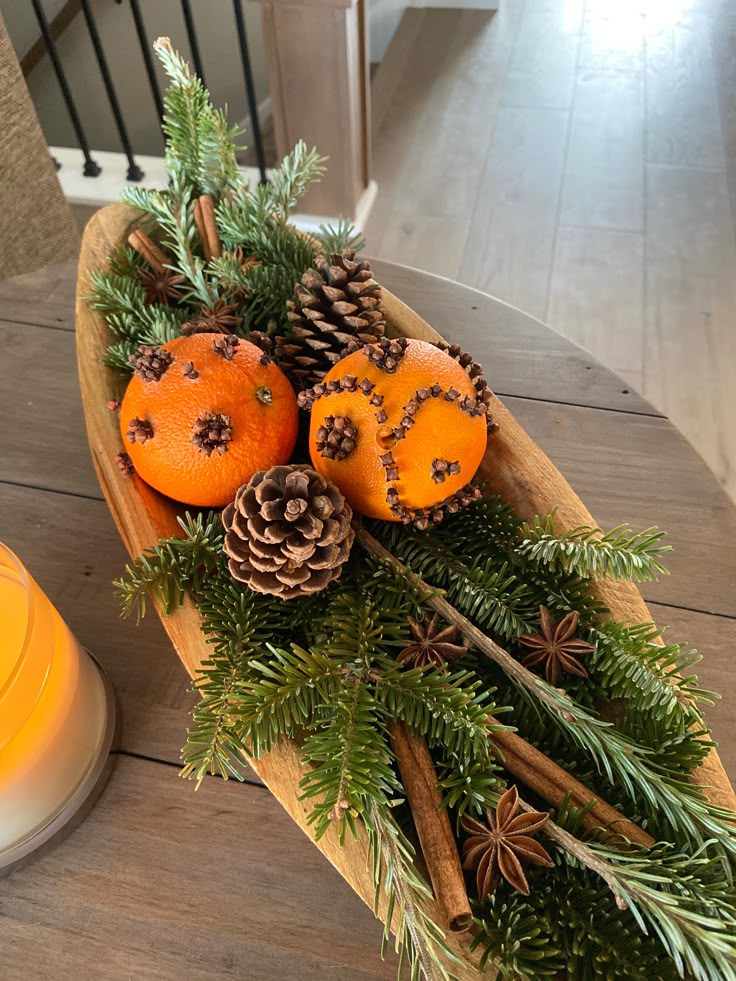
xmin=367 ymin=800 xmax=461 ymax=981
xmin=518 ymin=514 xmax=671 ymax=582
xmin=86 ymin=262 xmax=190 ymax=372
xmin=154 ymin=36 xmax=241 ymax=198
xmin=114 ymin=512 xmax=223 ymax=618
xmin=368 ymin=508 xmax=736 ymax=863
xmin=589 ymin=620 xmax=716 ymax=722
xmin=89 ymin=40 xmax=362 ymax=362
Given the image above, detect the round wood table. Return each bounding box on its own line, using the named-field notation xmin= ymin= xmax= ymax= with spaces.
xmin=1 ymin=259 xmax=734 ymax=980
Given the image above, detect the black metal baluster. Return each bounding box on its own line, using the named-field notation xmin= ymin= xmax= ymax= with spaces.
xmin=232 ymin=0 xmax=268 ymax=184
xmin=181 ymin=0 xmax=207 ymax=87
xmin=30 ymin=0 xmax=101 ymax=177
xmin=79 ymin=0 xmax=144 ymax=181
xmin=129 ymin=0 xmax=164 ymax=127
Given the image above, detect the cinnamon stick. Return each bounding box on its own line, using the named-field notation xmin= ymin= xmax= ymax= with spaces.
xmin=488 ymin=717 xmax=654 ymax=848
xmin=388 ymin=721 xmax=472 ymax=933
xmin=194 ymin=194 xmax=222 ymax=262
xmin=355 ymin=525 xmax=653 ymax=848
xmin=127 ymin=229 xmax=169 ymax=273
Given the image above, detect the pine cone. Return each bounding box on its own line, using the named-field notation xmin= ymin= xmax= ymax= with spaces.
xmin=276 ymin=250 xmax=385 ymax=389
xmin=222 ymin=465 xmax=354 ymax=599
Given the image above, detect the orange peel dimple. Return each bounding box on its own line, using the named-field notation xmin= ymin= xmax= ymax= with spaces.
xmin=307 ymin=338 xmax=490 ymax=522
xmin=120 ymin=333 xmax=298 ymax=507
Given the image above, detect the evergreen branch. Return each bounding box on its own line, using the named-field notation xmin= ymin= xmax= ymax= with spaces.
xmin=473 ymin=871 xmax=681 ymax=981
xmin=447 ymin=560 xmax=536 ymax=640
xmin=114 ymin=512 xmax=223 ymax=619
xmin=371 ymin=522 xmax=535 ymax=639
xmin=268 ymin=141 xmax=326 ymax=220
xmin=590 ymin=620 xmax=715 ymax=723
xmin=86 ymin=267 xmax=191 ymax=349
xmin=545 ymin=815 xmax=736 ymax=981
xmin=226 ymin=643 xmax=343 ymax=759
xmin=366 ymin=800 xmax=461 ymax=981
xmin=318 ymin=217 xmax=367 ymax=255
xmin=214 ymin=198 xmax=319 ymax=327
xmin=517 ymin=515 xmax=671 ymax=582
xmin=180 ymin=648 xmax=252 ymax=786
xmin=102 ymin=339 xmax=138 ymax=373
xmin=472 ymin=893 xmax=565 ymax=979
xmin=154 ymin=37 xmax=241 ymax=198
xmin=355 ymin=525 xmax=736 ymax=860
xmin=428 ymin=494 xmax=523 ymax=555
xmin=436 ymin=753 xmax=504 ymax=820
xmin=300 ymin=675 xmax=399 ymax=842
xmin=372 ymin=662 xmax=499 ymax=761
xmin=125 ymin=176 xmax=216 ymax=306
xmin=321 ymin=589 xmax=412 ymax=662
xmin=181 ymin=588 xmax=319 ymax=785
xmin=616 ymin=714 xmax=713 ymax=776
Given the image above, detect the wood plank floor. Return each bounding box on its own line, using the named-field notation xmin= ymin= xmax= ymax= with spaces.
xmin=366 ymin=0 xmax=736 ymax=504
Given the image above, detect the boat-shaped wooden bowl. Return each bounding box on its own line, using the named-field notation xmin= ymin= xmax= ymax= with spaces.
xmin=76 ymin=204 xmax=736 ymax=978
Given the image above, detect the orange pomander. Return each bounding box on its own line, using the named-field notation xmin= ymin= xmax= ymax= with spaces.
xmin=301 ymin=338 xmax=494 ymax=527
xmin=120 ymin=334 xmax=298 ymax=507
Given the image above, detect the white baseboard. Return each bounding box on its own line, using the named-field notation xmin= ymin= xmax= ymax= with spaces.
xmin=51 ymin=146 xmax=377 ymax=232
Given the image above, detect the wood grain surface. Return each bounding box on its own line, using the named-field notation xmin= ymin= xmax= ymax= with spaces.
xmin=366 ymin=1 xmax=736 ymax=505
xmin=1 ymin=200 xmax=735 ymax=978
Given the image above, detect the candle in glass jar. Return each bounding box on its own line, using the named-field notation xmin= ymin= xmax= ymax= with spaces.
xmin=0 ymin=544 xmax=116 ymax=865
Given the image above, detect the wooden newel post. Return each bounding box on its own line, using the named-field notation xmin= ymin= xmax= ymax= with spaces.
xmin=255 ymin=0 xmax=375 ymax=223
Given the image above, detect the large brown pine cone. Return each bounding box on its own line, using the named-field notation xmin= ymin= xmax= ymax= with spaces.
xmin=276 ymin=250 xmax=385 ymax=389
xmin=222 ymin=465 xmax=354 ymax=600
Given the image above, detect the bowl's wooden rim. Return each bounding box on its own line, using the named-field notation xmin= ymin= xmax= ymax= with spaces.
xmin=75 ymin=203 xmax=736 ymax=978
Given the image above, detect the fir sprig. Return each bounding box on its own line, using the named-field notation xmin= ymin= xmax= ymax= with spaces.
xmin=366 ymin=801 xmax=461 ymax=981
xmin=557 ymin=837 xmax=736 ymax=980
xmin=114 ymin=512 xmax=223 ymax=618
xmin=301 ymin=676 xmax=400 ymax=841
xmin=124 ymin=173 xmax=216 ymax=306
xmin=225 ymin=643 xmax=343 ymax=760
xmin=373 ymin=663 xmax=496 ymax=760
xmin=266 ymin=140 xmax=326 ymax=220
xmin=86 ymin=265 xmax=190 ymax=369
xmin=154 ymin=36 xmax=241 ymax=198
xmin=589 ymin=620 xmax=715 ymax=722
xmin=518 ymin=514 xmax=671 ymax=582
xmin=318 ymin=217 xmax=367 ymax=255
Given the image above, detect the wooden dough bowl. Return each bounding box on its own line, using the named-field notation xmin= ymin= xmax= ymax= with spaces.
xmin=76 ymin=204 xmax=736 ymax=978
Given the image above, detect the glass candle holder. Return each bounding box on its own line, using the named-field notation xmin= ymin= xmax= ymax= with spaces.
xmin=0 ymin=543 xmax=117 ymax=872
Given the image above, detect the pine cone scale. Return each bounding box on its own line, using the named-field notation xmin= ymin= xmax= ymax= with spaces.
xmin=277 ymin=249 xmax=385 ymax=390
xmin=223 ymin=465 xmax=354 ymax=599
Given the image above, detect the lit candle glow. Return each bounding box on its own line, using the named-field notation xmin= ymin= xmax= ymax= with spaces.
xmin=0 ymin=544 xmax=115 ymax=863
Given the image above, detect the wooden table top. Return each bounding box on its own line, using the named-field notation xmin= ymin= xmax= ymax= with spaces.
xmin=1 ymin=258 xmax=735 ymax=980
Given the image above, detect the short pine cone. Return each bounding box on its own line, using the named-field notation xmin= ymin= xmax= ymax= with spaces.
xmin=276 ymin=250 xmax=385 ymax=389
xmin=222 ymin=465 xmax=354 ymax=600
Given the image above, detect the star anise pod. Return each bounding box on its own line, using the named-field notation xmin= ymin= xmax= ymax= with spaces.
xmin=461 ymin=786 xmax=554 ymax=899
xmin=182 ymin=299 xmax=243 ymax=335
xmin=232 ymin=244 xmax=261 ymax=273
xmin=518 ymin=607 xmax=595 ymax=686
xmin=138 ymin=266 xmax=186 ymax=306
xmin=397 ymin=613 xmax=469 ymax=668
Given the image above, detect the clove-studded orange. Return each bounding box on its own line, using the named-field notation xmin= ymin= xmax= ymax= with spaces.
xmin=300 ymin=338 xmax=495 ymax=527
xmin=120 ymin=333 xmax=298 ymax=507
